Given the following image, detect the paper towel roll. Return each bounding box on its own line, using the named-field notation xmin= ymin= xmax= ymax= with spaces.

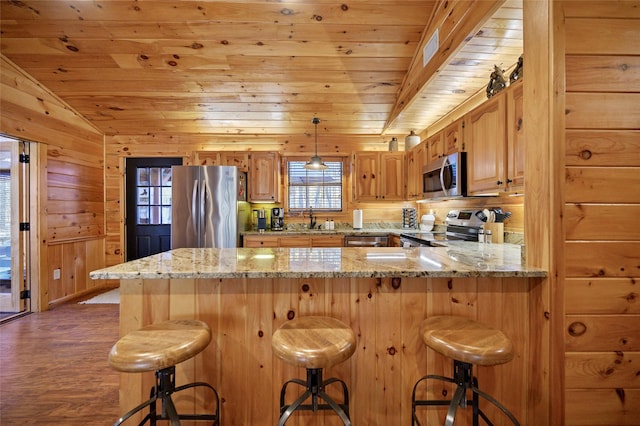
xmin=353 ymin=209 xmax=363 ymax=229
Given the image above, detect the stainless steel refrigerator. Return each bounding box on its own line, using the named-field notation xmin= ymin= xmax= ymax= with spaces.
xmin=171 ymin=165 xmax=250 ymax=248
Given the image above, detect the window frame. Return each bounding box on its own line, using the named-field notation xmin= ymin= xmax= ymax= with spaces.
xmin=285 ymin=156 xmax=348 ymax=213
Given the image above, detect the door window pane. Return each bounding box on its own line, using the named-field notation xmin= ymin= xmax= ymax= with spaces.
xmin=137 ymin=168 xmax=149 ymax=185
xmin=136 ymin=167 xmax=173 ymax=225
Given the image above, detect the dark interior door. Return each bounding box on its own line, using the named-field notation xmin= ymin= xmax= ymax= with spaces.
xmin=126 ymin=158 xmax=182 ymax=261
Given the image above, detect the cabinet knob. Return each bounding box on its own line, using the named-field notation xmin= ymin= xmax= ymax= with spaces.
xmin=497 ymin=180 xmax=503 ymax=185
xmin=506 ymin=178 xmax=513 ymax=184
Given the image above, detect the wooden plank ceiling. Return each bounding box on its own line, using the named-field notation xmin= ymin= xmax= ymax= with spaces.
xmin=0 ymin=0 xmax=522 ymax=138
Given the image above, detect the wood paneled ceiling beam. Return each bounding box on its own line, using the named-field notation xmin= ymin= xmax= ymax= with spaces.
xmin=384 ymin=0 xmax=506 ymax=134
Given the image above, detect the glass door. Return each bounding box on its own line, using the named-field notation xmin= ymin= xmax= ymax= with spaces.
xmin=125 ymin=157 xmax=182 ymax=261
xmin=0 ymin=136 xmax=30 ymax=322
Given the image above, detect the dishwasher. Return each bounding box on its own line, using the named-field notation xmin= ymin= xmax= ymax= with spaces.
xmin=343 ymin=235 xmax=389 ymax=247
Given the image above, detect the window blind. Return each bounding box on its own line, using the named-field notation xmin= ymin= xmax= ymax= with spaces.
xmin=288 ymin=161 xmax=342 ymax=211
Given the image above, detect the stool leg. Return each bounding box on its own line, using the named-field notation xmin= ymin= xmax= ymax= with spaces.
xmin=412 ymin=359 xmax=520 ymax=426
xmin=411 ymin=374 xmax=457 ymax=426
xmin=277 ymin=369 xmax=351 ymax=426
xmin=471 ymin=385 xmax=520 ymax=426
xmin=444 ymin=382 xmax=466 ymax=426
xmin=173 ymin=381 xmax=220 ymax=425
xmin=113 ymin=396 xmax=157 ymax=426
xmin=114 ymin=366 xmax=220 ymax=426
xmin=412 ymin=361 xmax=475 ymax=426
xmin=321 ymin=377 xmax=351 ymax=423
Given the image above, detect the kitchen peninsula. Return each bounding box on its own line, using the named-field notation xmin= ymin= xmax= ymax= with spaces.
xmin=91 ymin=244 xmax=546 ymax=425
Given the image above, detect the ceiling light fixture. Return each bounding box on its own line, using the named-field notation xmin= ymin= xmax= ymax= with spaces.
xmin=304 ymin=117 xmax=328 ymax=170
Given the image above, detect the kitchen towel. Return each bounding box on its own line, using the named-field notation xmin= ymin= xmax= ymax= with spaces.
xmin=353 ymin=209 xmax=363 ymax=229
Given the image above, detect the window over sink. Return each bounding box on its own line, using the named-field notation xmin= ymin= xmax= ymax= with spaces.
xmin=287 ymin=157 xmax=345 ymax=211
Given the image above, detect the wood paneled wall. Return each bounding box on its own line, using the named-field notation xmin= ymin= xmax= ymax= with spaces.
xmin=560 ymin=2 xmax=640 ymax=424
xmin=0 ymin=54 xmax=106 ymax=309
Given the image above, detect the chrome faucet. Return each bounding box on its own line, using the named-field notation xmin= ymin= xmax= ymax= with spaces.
xmin=309 ymin=206 xmax=316 ymax=230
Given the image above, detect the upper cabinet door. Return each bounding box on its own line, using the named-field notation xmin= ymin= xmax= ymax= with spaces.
xmin=352 ymin=152 xmax=379 ymax=201
xmin=506 ymin=81 xmax=525 ymax=192
xmin=352 ymin=152 xmax=405 ymax=201
xmin=379 ymin=152 xmax=405 ymax=200
xmin=465 ymin=92 xmax=507 ymax=194
xmin=249 ymin=152 xmax=281 ymax=202
xmin=426 ymin=133 xmax=445 ymax=164
xmin=443 ymin=119 xmax=464 ymax=154
xmin=194 ymin=151 xmax=221 ymax=165
xmin=221 ymin=152 xmax=250 ymax=173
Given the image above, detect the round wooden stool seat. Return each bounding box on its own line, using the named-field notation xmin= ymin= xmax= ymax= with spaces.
xmin=420 ymin=316 xmax=513 ymax=366
xmin=272 ymin=316 xmax=356 ymax=369
xmin=109 ymin=319 xmax=212 ymax=372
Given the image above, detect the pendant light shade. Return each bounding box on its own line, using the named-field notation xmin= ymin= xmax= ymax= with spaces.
xmin=304 ymin=117 xmax=328 ymax=170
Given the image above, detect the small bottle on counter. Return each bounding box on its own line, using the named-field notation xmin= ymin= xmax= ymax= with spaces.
xmin=325 ymin=218 xmax=330 ymax=230
xmin=478 ymin=228 xmax=485 ymax=243
xmin=485 ymin=229 xmax=492 ymax=244
xmin=330 ymin=219 xmax=335 ymax=230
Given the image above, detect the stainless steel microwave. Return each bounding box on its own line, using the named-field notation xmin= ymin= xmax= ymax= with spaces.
xmin=422 ymin=152 xmax=467 ymax=199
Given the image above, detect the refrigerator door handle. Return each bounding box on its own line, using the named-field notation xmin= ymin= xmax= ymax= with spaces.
xmin=191 ymin=179 xmax=199 ymax=238
xmin=200 ymin=179 xmax=206 ymax=246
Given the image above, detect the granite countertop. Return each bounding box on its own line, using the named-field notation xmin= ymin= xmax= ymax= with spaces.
xmin=241 ymin=227 xmax=419 ymax=237
xmin=90 ymin=243 xmax=546 ymax=280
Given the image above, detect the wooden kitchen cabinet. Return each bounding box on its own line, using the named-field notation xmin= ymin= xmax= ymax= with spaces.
xmin=220 ymin=152 xmax=249 ymax=172
xmin=464 ymin=90 xmax=507 ymax=194
xmin=506 ymin=81 xmax=525 ymax=192
xmin=405 ymin=140 xmax=427 ymax=199
xmin=352 ymin=152 xmax=378 ymax=201
xmin=465 ymin=83 xmax=524 ymax=195
xmin=379 ymin=152 xmax=405 ymax=200
xmin=194 ymin=151 xmax=220 ymax=165
xmin=352 ymin=151 xmax=404 ymax=201
xmin=310 ymin=235 xmax=344 ymax=247
xmin=278 ymin=236 xmax=310 ymax=247
xmin=193 ymin=151 xmax=249 ymax=172
xmin=243 ymin=234 xmax=343 ymax=248
xmin=405 ymin=149 xmax=418 ymax=199
xmin=443 ymin=118 xmax=464 ymax=154
xmin=249 ymin=152 xmax=280 ymax=202
xmin=426 ymin=132 xmax=445 ymax=164
xmin=243 ymin=235 xmax=280 ymax=247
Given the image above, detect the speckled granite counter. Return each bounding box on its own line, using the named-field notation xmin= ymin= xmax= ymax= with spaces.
xmin=90 ymin=243 xmax=545 ymax=280
xmin=241 ymin=227 xmax=412 ymax=236
xmin=94 ymin=244 xmax=546 ymax=425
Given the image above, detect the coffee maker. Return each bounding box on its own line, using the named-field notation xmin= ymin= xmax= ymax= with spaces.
xmin=271 ymin=207 xmax=285 ymax=231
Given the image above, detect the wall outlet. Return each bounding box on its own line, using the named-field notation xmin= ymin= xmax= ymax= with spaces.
xmin=53 ymin=269 xmax=61 ymax=280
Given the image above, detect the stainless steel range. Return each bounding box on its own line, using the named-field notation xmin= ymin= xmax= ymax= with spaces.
xmin=399 ymin=209 xmax=488 ymax=247
xmin=445 ymin=209 xmax=486 ymax=241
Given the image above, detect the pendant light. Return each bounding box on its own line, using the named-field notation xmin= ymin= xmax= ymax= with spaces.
xmin=304 ymin=117 xmax=328 ymax=170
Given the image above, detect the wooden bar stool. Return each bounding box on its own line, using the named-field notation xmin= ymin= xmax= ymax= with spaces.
xmin=272 ymin=316 xmax=356 ymax=426
xmin=411 ymin=316 xmax=519 ymax=426
xmin=109 ymin=319 xmax=220 ymax=426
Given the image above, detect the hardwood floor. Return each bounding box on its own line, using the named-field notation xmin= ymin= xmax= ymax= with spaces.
xmin=0 ymin=302 xmax=121 ymax=424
